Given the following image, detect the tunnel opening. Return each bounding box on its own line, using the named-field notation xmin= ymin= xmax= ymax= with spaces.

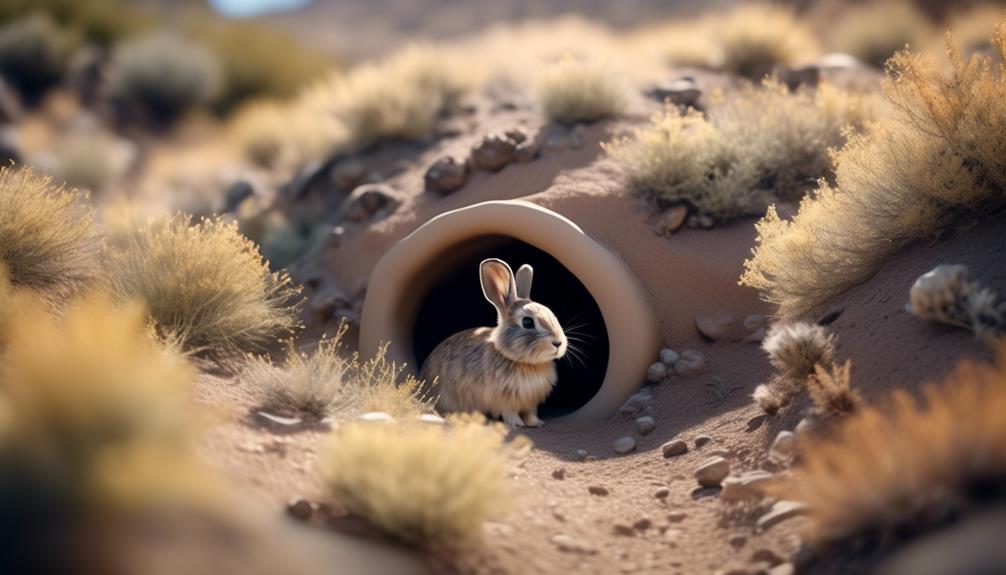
xmin=410 ymin=235 xmax=609 ymax=418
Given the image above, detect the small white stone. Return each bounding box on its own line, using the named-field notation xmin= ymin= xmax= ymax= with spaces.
xmin=769 ymin=431 xmax=796 ymax=466
xmin=358 ymin=411 xmax=396 ymax=423
xmin=417 ymin=413 xmax=446 ymax=425
xmin=743 ymin=314 xmax=767 ymax=333
xmin=646 ymin=361 xmax=669 ymax=383
xmin=661 ymin=439 xmax=688 ymax=457
xmin=551 ymin=533 xmax=597 ymax=554
xmin=695 ymin=313 xmax=736 ymax=341
xmin=757 ymin=500 xmax=809 ymax=530
xmin=720 ymin=470 xmax=774 ymax=502
xmin=635 ymin=416 xmax=656 ymax=435
xmin=575 ymin=449 xmax=588 ymax=460
xmin=674 ymin=350 xmax=707 ymax=378
xmin=613 ymin=436 xmax=637 ymax=454
xmin=695 ymin=456 xmax=730 ymax=487
xmin=659 ymin=348 xmax=680 ymax=365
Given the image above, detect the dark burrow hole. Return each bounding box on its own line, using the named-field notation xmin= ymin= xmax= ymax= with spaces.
xmin=412 ymin=235 xmax=609 ymax=418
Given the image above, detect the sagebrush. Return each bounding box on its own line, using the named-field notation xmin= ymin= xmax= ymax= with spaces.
xmin=536 ymin=57 xmax=626 ymax=123
xmin=829 ymin=0 xmax=932 ymax=68
xmin=717 ymin=4 xmax=818 ymax=80
xmin=742 ymin=21 xmax=1006 ymax=318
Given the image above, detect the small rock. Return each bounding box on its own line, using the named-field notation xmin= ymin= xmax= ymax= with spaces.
xmin=720 ymin=470 xmax=775 ymax=503
xmin=417 ymin=413 xmax=446 ymax=425
xmin=471 ymin=133 xmax=517 ymax=171
xmin=551 ymin=533 xmax=597 ymax=554
xmin=752 ymin=549 xmax=784 ymax=567
xmin=613 ymin=436 xmax=637 ymax=454
xmin=695 ymin=313 xmax=736 ymax=341
xmin=633 ymin=517 xmax=653 ymax=531
xmin=636 ymin=416 xmax=656 ymax=435
xmin=661 ymin=439 xmax=688 ymax=458
xmin=647 ymin=78 xmax=702 ymax=107
xmin=331 ymin=158 xmax=366 ymax=191
xmin=341 ymin=183 xmax=400 ymax=222
xmin=613 ymin=522 xmax=635 ymax=536
xmin=588 ymin=485 xmax=610 ymax=496
xmin=794 ymin=417 xmax=815 ymax=438
xmin=646 ymin=361 xmax=669 ymax=383
xmin=654 ymin=487 xmax=670 ymax=499
xmin=695 ymin=456 xmax=730 ymax=487
xmin=694 ymin=435 xmax=712 ymax=448
xmin=674 ymin=350 xmax=707 ymax=378
xmin=256 ymin=411 xmax=303 ymax=427
xmin=618 ymin=404 xmax=641 ymax=420
xmin=552 ymin=468 xmax=566 ymax=480
xmin=729 ymin=535 xmax=747 ymax=548
xmin=575 ymin=449 xmax=588 ymax=461
xmin=223 ymin=180 xmax=255 ymax=212
xmin=424 ymin=156 xmax=468 ymax=194
xmin=769 ymin=431 xmax=797 ymax=466
xmin=743 ymin=314 xmax=767 ymax=333
xmin=667 ymin=512 xmax=687 ymax=523
xmin=659 ymin=348 xmax=680 ymax=366
xmin=757 ymin=500 xmax=808 ymax=530
xmin=513 ymin=141 xmax=540 ymax=163
xmin=652 ymin=206 xmax=688 ymax=236
xmin=744 ymin=327 xmax=766 ymax=343
xmin=358 ymin=412 xmax=396 ymax=423
xmin=286 ymin=498 xmax=314 ymax=521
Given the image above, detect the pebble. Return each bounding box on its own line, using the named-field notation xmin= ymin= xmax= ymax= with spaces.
xmin=794 ymin=418 xmax=815 ymax=438
xmin=744 ymin=327 xmax=766 ymax=343
xmin=769 ymin=431 xmax=796 ymax=466
xmin=647 ymin=78 xmax=702 ymax=107
xmin=661 ymin=439 xmax=688 ymax=458
xmin=575 ymin=449 xmax=588 ymax=461
xmin=720 ymin=470 xmax=774 ymax=503
xmin=646 ymin=361 xmax=669 ymax=383
xmin=341 ymin=183 xmax=400 ymax=223
xmin=417 ymin=413 xmax=447 ymax=425
xmin=613 ymin=436 xmax=637 ymax=454
xmin=551 ymin=533 xmax=597 ymax=554
xmin=667 ymin=512 xmax=687 ymax=523
xmin=471 ymin=133 xmax=517 ymax=171
xmin=743 ymin=314 xmax=767 ymax=333
xmin=652 ymin=206 xmax=688 ymax=236
xmin=358 ymin=411 xmax=396 ymax=423
xmin=659 ymin=348 xmax=680 ymax=366
xmin=633 ymin=517 xmax=653 ymax=531
xmin=695 ymin=456 xmax=730 ymax=487
xmin=752 ymin=549 xmax=784 ymax=567
xmin=552 ymin=468 xmax=566 ymax=480
xmin=513 ymin=141 xmax=540 ymax=163
xmin=613 ymin=522 xmax=635 ymax=536
xmin=757 ymin=500 xmax=809 ymax=530
xmin=636 ymin=416 xmax=656 ymax=435
xmin=694 ymin=435 xmax=713 ymax=448
xmin=674 ymin=350 xmax=708 ymax=378
xmin=588 ymin=485 xmax=610 ymax=496
xmin=286 ymin=498 xmax=314 ymax=521
xmin=729 ymin=535 xmax=747 ymax=548
xmin=423 ymin=156 xmax=468 ymax=194
xmin=695 ymin=313 xmax=736 ymax=341
xmin=654 ymin=487 xmax=671 ymax=499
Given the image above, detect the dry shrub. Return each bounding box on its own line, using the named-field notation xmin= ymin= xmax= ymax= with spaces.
xmin=244 ymin=325 xmax=431 ymax=421
xmin=717 ymin=4 xmax=818 ymax=80
xmin=0 ymin=14 xmax=73 ymax=104
xmin=607 ymin=81 xmax=873 ymax=219
xmin=742 ymin=20 xmax=1006 ymax=318
xmin=320 ymin=414 xmax=522 ymax=545
xmin=229 ymin=101 xmax=289 ymax=168
xmin=754 ymin=321 xmax=837 ymax=415
xmin=0 ymin=294 xmax=217 ymax=571
xmin=103 ymin=214 xmax=301 ymax=356
xmin=829 ymin=0 xmax=933 ymax=68
xmin=807 ymin=360 xmax=862 ymax=418
xmin=0 ymin=166 xmax=99 ymax=302
xmin=774 ymin=345 xmax=1006 ymax=557
xmin=536 ymin=56 xmax=627 ymax=124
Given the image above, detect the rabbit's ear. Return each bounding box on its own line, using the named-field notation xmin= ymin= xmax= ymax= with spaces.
xmin=480 ymin=258 xmax=516 ymax=313
xmin=515 ymin=264 xmax=533 ymax=299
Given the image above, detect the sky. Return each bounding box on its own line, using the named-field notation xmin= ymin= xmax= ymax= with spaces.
xmin=209 ymin=0 xmax=313 ymax=18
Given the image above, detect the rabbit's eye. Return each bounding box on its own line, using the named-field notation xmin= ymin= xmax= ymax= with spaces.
xmin=521 ymin=317 xmax=534 ymax=329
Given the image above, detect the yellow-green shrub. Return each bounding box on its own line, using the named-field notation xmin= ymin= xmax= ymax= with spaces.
xmin=717 ymin=4 xmax=818 ymax=80
xmin=536 ymin=57 xmax=627 ymax=124
xmin=742 ymin=21 xmax=1006 ymax=318
xmin=0 ymin=166 xmax=99 ymax=302
xmin=320 ymin=414 xmax=521 ymax=545
xmin=103 ymin=215 xmax=301 ymax=356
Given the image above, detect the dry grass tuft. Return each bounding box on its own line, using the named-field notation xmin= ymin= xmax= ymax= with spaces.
xmin=536 ymin=56 xmax=627 ymax=124
xmin=606 ymin=81 xmax=873 ymax=219
xmin=717 ymin=4 xmax=818 ymax=80
xmin=320 ymin=413 xmax=522 ymax=546
xmin=774 ymin=345 xmax=1006 ymax=555
xmin=0 ymin=166 xmax=99 ymax=302
xmin=754 ymin=321 xmax=839 ymax=415
xmin=742 ymin=20 xmax=1006 ymax=318
xmin=808 ymin=360 xmax=862 ymax=418
xmin=829 ymin=0 xmax=933 ymax=68
xmin=229 ymin=101 xmax=289 ymax=168
xmin=103 ymin=214 xmax=301 ymax=357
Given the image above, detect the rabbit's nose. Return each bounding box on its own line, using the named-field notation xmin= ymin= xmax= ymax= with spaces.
xmin=551 ymin=340 xmax=563 ymax=349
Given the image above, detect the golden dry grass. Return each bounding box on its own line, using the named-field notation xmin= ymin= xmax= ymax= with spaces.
xmin=742 ymin=20 xmax=1006 ymax=318
xmin=0 ymin=166 xmax=100 ymax=302
xmin=753 ymin=321 xmax=837 ymax=415
xmin=717 ymin=4 xmax=819 ymax=80
xmin=320 ymin=414 xmax=523 ymax=546
xmin=536 ymin=56 xmax=627 ymax=124
xmin=606 ymin=81 xmax=873 ymax=219
xmin=103 ymin=214 xmax=301 ymax=357
xmin=774 ymin=345 xmax=1006 ymax=553
xmin=807 ymin=360 xmax=862 ymax=419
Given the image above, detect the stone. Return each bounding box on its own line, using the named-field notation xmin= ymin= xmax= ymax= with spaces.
xmin=695 ymin=456 xmax=730 ymax=487
xmin=743 ymin=314 xmax=767 ymax=333
xmin=341 ymin=183 xmax=400 ymax=223
xmin=588 ymin=485 xmax=610 ymax=496
xmin=794 ymin=417 xmax=815 ymax=438
xmin=513 ymin=141 xmax=540 ymax=163
xmin=551 ymin=533 xmax=597 ymax=554
xmin=654 ymin=487 xmax=670 ymax=499
xmin=504 ymin=129 xmax=527 ymax=144
xmin=417 ymin=413 xmax=446 ymax=425
xmin=757 ymin=500 xmax=808 ymax=530
xmin=769 ymin=431 xmax=797 ymax=466
xmin=575 ymin=449 xmax=588 ymax=461
xmin=744 ymin=327 xmax=766 ymax=343
xmin=752 ymin=549 xmax=784 ymax=567
xmin=255 ymin=411 xmax=303 ymax=427
xmin=659 ymin=348 xmax=680 ymax=366
xmin=647 ymin=78 xmax=702 ymax=107
xmin=424 ymin=156 xmax=468 ymax=194
xmin=652 ymin=206 xmax=688 ymax=236
xmin=286 ymin=497 xmax=314 ymax=521
xmin=646 ymin=361 xmax=669 ymax=383
xmin=552 ymin=468 xmax=566 ymax=480
xmin=662 ymin=439 xmax=688 ymax=458
xmin=613 ymin=522 xmax=635 ymax=536
xmin=471 ymin=133 xmax=517 ymax=171
xmin=613 ymin=436 xmax=637 ymax=454
xmin=695 ymin=313 xmax=736 ymax=341
xmin=694 ymin=435 xmax=712 ymax=448
xmin=674 ymin=350 xmax=707 ymax=378
xmin=331 ymin=158 xmax=366 ymax=191
xmin=358 ymin=411 xmax=396 ymax=423
xmin=636 ymin=416 xmax=656 ymax=435
xmin=720 ymin=470 xmax=775 ymax=503
xmin=633 ymin=517 xmax=653 ymax=530
xmin=667 ymin=512 xmax=687 ymax=523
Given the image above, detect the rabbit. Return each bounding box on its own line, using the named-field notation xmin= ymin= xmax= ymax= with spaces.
xmin=421 ymin=258 xmax=567 ymax=427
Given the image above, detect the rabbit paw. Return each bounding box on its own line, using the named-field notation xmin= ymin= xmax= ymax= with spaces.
xmin=522 ymin=413 xmax=545 ymax=427
xmin=502 ymin=412 xmax=526 ymax=427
